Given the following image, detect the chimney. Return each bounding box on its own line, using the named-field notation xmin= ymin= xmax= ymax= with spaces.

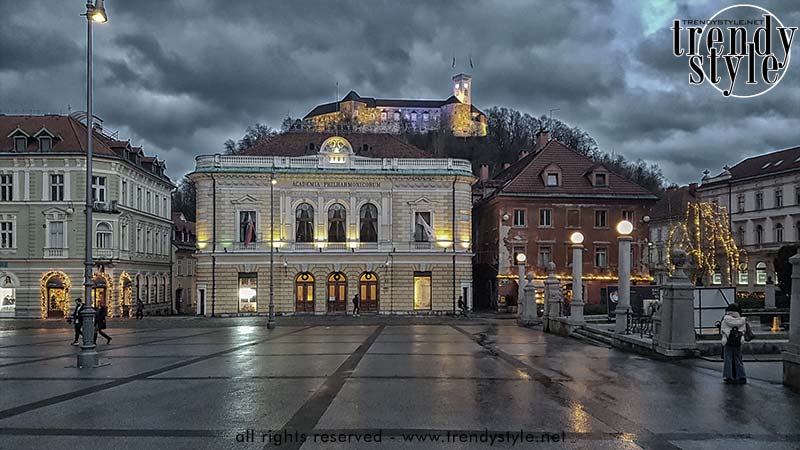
xmin=517 ymin=150 xmax=529 ymax=160
xmin=502 ymin=162 xmax=511 ymax=170
xmin=535 ymin=129 xmax=550 ymax=150
xmin=479 ymin=164 xmax=489 ymax=182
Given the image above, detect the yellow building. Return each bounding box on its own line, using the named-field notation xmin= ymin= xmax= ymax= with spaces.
xmin=301 ymin=74 xmax=487 ymax=137
xmin=190 ymin=134 xmax=475 ymax=315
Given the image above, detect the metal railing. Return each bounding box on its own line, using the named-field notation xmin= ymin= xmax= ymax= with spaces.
xmin=625 ymin=309 xmax=655 ymax=338
xmin=43 ymin=248 xmax=67 ymax=258
xmin=196 ymin=154 xmax=473 ymax=173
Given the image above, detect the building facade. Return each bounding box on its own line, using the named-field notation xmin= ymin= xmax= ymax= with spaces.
xmin=473 ymin=131 xmax=658 ymax=309
xmin=300 ymin=74 xmax=487 ymax=137
xmin=190 ymin=134 xmax=474 ymax=315
xmin=172 ymin=212 xmax=197 ymax=314
xmin=0 ymin=113 xmax=174 ymax=318
xmin=647 ymin=184 xmax=698 ymax=286
xmin=697 ymin=146 xmax=800 ymax=293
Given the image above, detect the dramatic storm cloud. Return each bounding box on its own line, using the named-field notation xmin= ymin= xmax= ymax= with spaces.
xmin=0 ymin=0 xmax=798 ymax=184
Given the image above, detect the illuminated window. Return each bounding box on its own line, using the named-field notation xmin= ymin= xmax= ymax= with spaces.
xmin=238 ymin=273 xmax=257 ymax=313
xmin=546 ymin=173 xmax=559 ymax=187
xmin=328 ymin=203 xmax=346 ymax=242
xmin=738 ymin=270 xmax=748 ymax=285
xmin=756 ymin=262 xmax=767 ymax=285
xmin=413 ymin=272 xmax=432 ymax=310
xmin=414 ymin=212 xmax=432 ymax=242
xmin=712 ymin=266 xmax=721 ymax=285
xmin=359 ymin=203 xmax=378 ymax=242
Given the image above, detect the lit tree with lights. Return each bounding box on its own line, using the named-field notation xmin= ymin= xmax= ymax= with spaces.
xmin=667 ymin=201 xmax=746 ymax=285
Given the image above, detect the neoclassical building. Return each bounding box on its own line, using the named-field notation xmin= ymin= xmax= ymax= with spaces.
xmin=0 ymin=113 xmax=174 ymax=318
xmin=300 ymin=73 xmax=487 ymax=137
xmin=190 ymin=134 xmax=474 ymax=315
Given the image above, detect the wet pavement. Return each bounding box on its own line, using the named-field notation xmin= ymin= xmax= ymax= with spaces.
xmin=0 ymin=318 xmax=798 ymax=450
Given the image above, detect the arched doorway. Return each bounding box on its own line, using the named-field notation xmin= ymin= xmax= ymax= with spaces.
xmin=295 ymin=273 xmax=315 ymax=313
xmin=119 ymin=272 xmax=133 ymax=317
xmin=327 ymin=272 xmax=347 ymax=313
xmin=359 ymin=272 xmax=379 ymax=312
xmin=0 ymin=272 xmax=18 ymax=317
xmin=92 ymin=272 xmax=113 ymax=315
xmin=40 ymin=271 xmax=71 ymax=319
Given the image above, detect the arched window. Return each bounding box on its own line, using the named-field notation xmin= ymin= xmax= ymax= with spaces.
xmin=359 ymin=203 xmax=378 ymax=242
xmin=96 ymin=222 xmax=112 ymax=249
xmin=775 ymin=223 xmax=784 ymax=242
xmin=295 ymin=203 xmax=314 ymax=242
xmin=755 ymin=225 xmax=763 ymax=244
xmin=756 ymin=262 xmax=767 ymax=285
xmin=328 ymin=203 xmax=346 ymax=242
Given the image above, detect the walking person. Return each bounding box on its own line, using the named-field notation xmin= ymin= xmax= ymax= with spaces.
xmin=720 ymin=303 xmax=747 ymax=384
xmin=135 ymin=297 xmax=144 ymax=320
xmin=70 ymin=298 xmax=84 ymax=346
xmin=94 ymin=300 xmax=112 ymax=345
xmin=458 ymin=295 xmax=469 ymax=318
xmin=352 ymin=294 xmax=360 ymax=317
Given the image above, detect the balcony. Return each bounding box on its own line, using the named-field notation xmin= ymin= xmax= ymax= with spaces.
xmin=195 ymin=154 xmax=473 ymax=174
xmin=93 ymin=248 xmax=114 ymax=260
xmin=208 ymin=240 xmax=469 ymax=254
xmin=43 ymin=248 xmax=68 ymax=259
xmin=92 ymin=200 xmax=121 ymax=214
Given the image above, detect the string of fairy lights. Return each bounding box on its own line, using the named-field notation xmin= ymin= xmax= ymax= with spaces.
xmin=666 ymin=201 xmax=746 ymax=284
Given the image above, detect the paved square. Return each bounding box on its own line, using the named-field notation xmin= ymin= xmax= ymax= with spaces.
xmin=0 ymin=318 xmax=798 ymax=450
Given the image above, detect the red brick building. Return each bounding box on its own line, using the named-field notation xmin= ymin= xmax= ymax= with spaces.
xmin=472 ymin=131 xmax=658 ymax=309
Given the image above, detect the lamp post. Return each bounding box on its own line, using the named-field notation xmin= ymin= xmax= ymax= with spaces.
xmin=78 ymin=0 xmax=108 ymax=369
xmin=267 ymin=170 xmax=277 ymax=329
xmin=615 ymin=220 xmax=633 ymax=334
xmin=569 ymin=231 xmax=585 ymax=324
xmin=516 ymin=252 xmax=526 ymax=312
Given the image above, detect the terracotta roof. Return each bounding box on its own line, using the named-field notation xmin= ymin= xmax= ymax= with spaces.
xmin=0 ymin=114 xmax=172 ymax=184
xmin=649 ymin=185 xmax=698 ymax=221
xmin=304 ymin=91 xmax=484 ymax=119
xmin=704 ymin=145 xmax=800 ymax=184
xmin=240 ymin=132 xmax=433 ymax=158
xmin=489 ymin=139 xmax=657 ymax=199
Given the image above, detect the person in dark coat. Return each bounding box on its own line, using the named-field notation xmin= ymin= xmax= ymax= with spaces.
xmin=720 ymin=303 xmax=746 ymax=384
xmin=94 ymin=300 xmax=112 ymax=344
xmin=457 ymin=295 xmax=469 ymax=317
xmin=352 ymin=294 xmax=360 ymax=316
xmin=70 ymin=298 xmax=84 ymax=346
xmin=135 ymin=297 xmax=144 ymax=320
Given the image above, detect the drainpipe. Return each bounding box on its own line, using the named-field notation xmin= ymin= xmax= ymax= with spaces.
xmin=211 ymin=171 xmax=217 ymax=317
xmin=452 ymin=176 xmax=457 ymax=315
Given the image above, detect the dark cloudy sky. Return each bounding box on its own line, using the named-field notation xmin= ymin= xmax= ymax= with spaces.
xmin=1 ymin=0 xmax=798 ymax=184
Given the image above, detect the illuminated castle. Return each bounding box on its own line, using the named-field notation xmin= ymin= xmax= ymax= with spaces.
xmin=301 ymin=74 xmax=487 ymax=137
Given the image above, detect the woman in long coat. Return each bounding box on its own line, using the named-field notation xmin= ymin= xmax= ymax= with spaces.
xmin=720 ymin=303 xmax=747 ymax=384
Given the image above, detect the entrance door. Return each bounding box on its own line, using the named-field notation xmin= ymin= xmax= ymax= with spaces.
xmin=359 ymin=272 xmax=379 ymax=312
xmin=327 ymin=272 xmax=347 ymax=313
xmin=46 ymin=277 xmax=68 ymax=318
xmin=295 ymin=273 xmax=315 ymax=313
xmin=197 ymin=286 xmax=206 ymax=315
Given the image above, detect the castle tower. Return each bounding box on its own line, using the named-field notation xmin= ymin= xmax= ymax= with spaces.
xmin=453 ymin=73 xmax=472 ymax=106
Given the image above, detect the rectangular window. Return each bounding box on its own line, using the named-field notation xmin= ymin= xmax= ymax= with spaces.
xmin=14 ymin=137 xmax=26 ymax=152
xmin=48 ymin=221 xmax=64 ymax=248
xmin=738 ymin=270 xmax=748 ymax=285
xmin=136 ymin=228 xmax=143 ymax=252
xmin=39 ymin=137 xmax=52 ymax=152
xmin=538 ymin=246 xmax=551 ymax=267
xmin=512 ymin=209 xmax=526 ymax=227
xmin=413 ymin=271 xmax=432 ymax=310
xmin=595 ymin=210 xmax=608 ymax=228
xmin=0 ymin=222 xmax=13 ymax=249
xmin=622 ymin=210 xmax=634 ymax=223
xmin=0 ymin=175 xmax=13 ymax=201
xmin=238 ymin=273 xmax=258 ymax=313
xmin=737 ymin=194 xmax=745 ymax=212
xmin=755 ymin=192 xmax=763 ymax=210
xmin=155 ymin=195 xmax=160 ymax=216
xmin=146 ymin=230 xmax=152 ymax=254
xmin=92 ymin=176 xmax=106 ymax=203
xmin=566 ymin=209 xmax=580 ymax=228
xmin=594 ymin=173 xmax=607 ymax=186
xmin=121 ymin=224 xmax=128 ymax=251
xmin=414 ymin=212 xmax=432 ymax=242
xmin=546 ymin=173 xmax=559 ymax=187
xmin=50 ymin=174 xmax=64 ymax=201
xmin=146 ymin=191 xmax=151 ymax=212
xmin=122 ymin=181 xmax=128 ymax=205
xmin=594 ymin=247 xmax=607 ymax=268
xmin=775 ymin=188 xmax=783 ymax=208
xmin=539 ymin=208 xmax=552 ymax=227
xmin=239 ymin=211 xmax=257 ymax=243
xmin=137 ymin=187 xmax=142 ymax=210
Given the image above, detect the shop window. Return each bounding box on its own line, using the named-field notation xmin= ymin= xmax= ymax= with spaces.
xmin=238 ymin=273 xmax=258 ymax=313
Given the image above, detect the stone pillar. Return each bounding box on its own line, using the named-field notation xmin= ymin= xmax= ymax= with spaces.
xmin=783 ymin=252 xmax=800 ymax=391
xmin=518 ymin=273 xmax=537 ymax=326
xmin=765 ymin=276 xmax=776 ymax=309
xmin=655 ymin=249 xmax=696 ymax=356
xmin=569 ymin=244 xmax=585 ymax=324
xmin=544 ymin=262 xmax=562 ymax=323
xmin=615 ymin=236 xmax=632 ymax=334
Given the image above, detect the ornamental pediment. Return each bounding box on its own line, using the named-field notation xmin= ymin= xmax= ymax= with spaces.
xmin=231 ymin=194 xmax=259 ymax=204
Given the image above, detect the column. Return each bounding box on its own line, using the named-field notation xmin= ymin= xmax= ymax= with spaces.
xmin=654 ymin=249 xmax=696 ymax=355
xmin=570 ymin=243 xmax=585 ymax=324
xmin=615 ymin=236 xmax=632 ymax=334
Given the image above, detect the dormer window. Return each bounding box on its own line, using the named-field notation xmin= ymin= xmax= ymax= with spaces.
xmin=546 ymin=173 xmax=559 ymax=187
xmin=14 ymin=137 xmax=27 ymax=152
xmin=594 ymin=173 xmax=607 ymax=187
xmin=39 ymin=137 xmax=52 ymax=152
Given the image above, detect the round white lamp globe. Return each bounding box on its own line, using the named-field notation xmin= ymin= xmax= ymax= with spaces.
xmin=569 ymin=231 xmax=585 ymax=244
xmin=616 ymin=220 xmax=634 ymax=235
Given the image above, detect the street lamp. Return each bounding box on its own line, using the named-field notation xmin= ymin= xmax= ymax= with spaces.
xmin=515 ymin=252 xmax=526 ymax=311
xmin=267 ymin=171 xmax=277 ymax=329
xmin=615 ymin=220 xmax=633 ymax=334
xmin=78 ymin=0 xmax=108 ymax=369
xmin=569 ymin=231 xmax=585 ymax=324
